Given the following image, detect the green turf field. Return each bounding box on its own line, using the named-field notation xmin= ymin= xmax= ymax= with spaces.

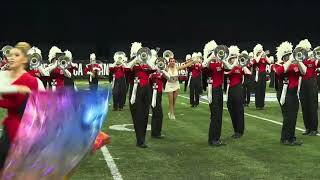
xmin=1 ymin=80 xmax=319 ymax=180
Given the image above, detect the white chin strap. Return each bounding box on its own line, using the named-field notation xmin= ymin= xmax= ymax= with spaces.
xmin=280 ymin=78 xmax=288 ymax=106
xmin=207 ymin=77 xmax=213 ymax=104
xmin=130 ymin=77 xmax=139 ymax=105
xmin=151 ymin=83 xmax=158 ymax=108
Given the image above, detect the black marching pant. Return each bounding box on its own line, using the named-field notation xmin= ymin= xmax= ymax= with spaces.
xmin=89 ymin=78 xmax=99 ymax=91
xmin=0 ymin=127 xmax=10 ymax=169
xmin=151 ymin=92 xmax=163 ymax=137
xmin=277 ymin=87 xmax=299 ymax=141
xmin=227 ymin=84 xmax=245 ymax=134
xmin=132 ymin=85 xmax=151 ymax=145
xmin=255 ymin=72 xmax=266 ymax=108
xmin=299 ymin=77 xmax=318 ymax=132
xmin=112 ymin=77 xmax=127 ymax=110
xmin=190 ymin=76 xmax=201 ymax=106
xmin=269 ymin=71 xmax=275 ymax=88
xmin=242 ymin=77 xmax=251 ymax=105
xmin=208 ymin=86 xmax=223 ymax=142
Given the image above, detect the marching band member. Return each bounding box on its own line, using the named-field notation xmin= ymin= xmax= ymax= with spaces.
xmin=184 ymin=54 xmax=192 ymax=92
xmin=109 ymin=51 xmax=129 ymax=111
xmin=0 ymin=42 xmax=45 ymax=175
xmin=84 ymin=53 xmax=102 ymax=91
xmin=202 ymin=40 xmax=226 ymax=146
xmin=274 ymin=41 xmax=306 ymax=145
xmin=41 ymin=46 xmax=72 ymax=90
xmin=127 ymin=42 xmax=157 ymax=148
xmin=64 ymin=50 xmax=79 ymax=89
xmin=296 ymin=39 xmax=319 ymax=136
xmin=241 ymin=50 xmax=251 ymax=107
xmin=149 ymin=51 xmax=170 ymax=139
xmin=224 ymin=46 xmax=251 ymax=139
xmin=252 ymin=44 xmax=273 ymax=110
xmin=0 ymin=46 xmax=12 ymax=71
xmin=164 ymin=55 xmax=193 ymax=120
xmin=189 ymin=52 xmax=203 ymax=107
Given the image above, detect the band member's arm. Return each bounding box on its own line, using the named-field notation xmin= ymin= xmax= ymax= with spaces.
xmin=39 ymin=61 xmax=58 ymax=76
xmin=62 ymin=68 xmax=72 ymax=78
xmin=242 ymin=66 xmax=252 ymax=75
xmin=160 ymin=70 xmax=171 ymax=80
xmin=265 ymin=57 xmax=273 ymax=64
xmin=202 ymin=54 xmax=214 ymax=67
xmin=177 ymin=61 xmax=193 ymax=70
xmin=222 ymin=60 xmax=235 ymax=70
xmin=125 ymin=58 xmax=139 ymax=68
xmin=297 ymin=61 xmax=307 ymax=75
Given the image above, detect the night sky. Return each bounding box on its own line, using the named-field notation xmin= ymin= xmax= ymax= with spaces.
xmin=1 ymin=0 xmax=318 ymax=61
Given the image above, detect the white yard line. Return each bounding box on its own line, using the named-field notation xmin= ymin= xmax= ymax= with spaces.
xmin=101 ymin=146 xmax=124 ymax=180
xmin=179 ymin=95 xmax=318 ymax=135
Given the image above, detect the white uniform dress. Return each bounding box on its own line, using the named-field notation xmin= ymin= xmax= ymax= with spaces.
xmin=164 ymin=67 xmax=180 ymax=92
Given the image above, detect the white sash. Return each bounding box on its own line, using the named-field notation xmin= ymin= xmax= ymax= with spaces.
xmin=226 ymin=78 xmax=230 ymax=102
xmin=151 ymin=83 xmax=158 ymax=108
xmin=130 ymin=77 xmax=139 ymax=105
xmin=297 ymin=76 xmax=302 ymax=99
xmin=280 ymin=78 xmax=288 ymax=105
xmin=207 ymin=77 xmax=213 ymax=104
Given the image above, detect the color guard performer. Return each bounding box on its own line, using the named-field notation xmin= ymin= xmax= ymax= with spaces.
xmin=224 ymin=46 xmax=251 ymax=138
xmin=202 ymin=40 xmax=226 ymax=146
xmin=189 ymin=52 xmax=203 ymax=107
xmin=0 ymin=42 xmax=45 ymax=176
xmin=84 ymin=53 xmax=102 ymax=91
xmin=296 ymin=39 xmax=319 ymax=136
xmin=109 ymin=51 xmax=129 ymax=111
xmin=252 ymin=44 xmax=273 ymax=110
xmin=274 ymin=41 xmax=306 ymax=145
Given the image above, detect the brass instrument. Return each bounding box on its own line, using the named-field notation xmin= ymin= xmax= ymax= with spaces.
xmin=114 ymin=51 xmax=126 ymax=65
xmin=313 ymin=46 xmax=320 ymax=60
xmin=137 ymin=47 xmax=152 ymax=64
xmin=1 ymin=45 xmax=13 ymax=58
xmin=163 ymin=50 xmax=174 ymax=61
xmin=29 ymin=52 xmax=42 ymax=69
xmin=57 ymin=55 xmax=71 ymax=69
xmin=293 ymin=47 xmax=308 ymax=62
xmin=261 ymin=50 xmax=270 ymax=57
xmin=214 ymin=45 xmax=229 ymax=61
xmin=155 ymin=57 xmax=166 ymax=70
xmin=239 ymin=54 xmax=249 ymax=67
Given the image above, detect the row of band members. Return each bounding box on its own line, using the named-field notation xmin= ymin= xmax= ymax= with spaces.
xmin=0 ymin=40 xmax=318 ymax=148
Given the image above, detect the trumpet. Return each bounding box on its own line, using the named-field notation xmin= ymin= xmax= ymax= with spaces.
xmin=239 ymin=54 xmax=249 ymax=67
xmin=163 ymin=50 xmax=174 ymax=61
xmin=313 ymin=46 xmax=320 ymax=60
xmin=214 ymin=45 xmax=229 ymax=61
xmin=137 ymin=47 xmax=152 ymax=64
xmin=155 ymin=57 xmax=166 ymax=70
xmin=293 ymin=47 xmax=308 ymax=62
xmin=29 ymin=53 xmax=43 ymax=69
xmin=58 ymin=55 xmax=71 ymax=69
xmin=1 ymin=45 xmax=13 ymax=58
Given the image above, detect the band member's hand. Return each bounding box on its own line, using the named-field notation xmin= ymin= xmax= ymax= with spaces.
xmin=15 ymin=85 xmax=31 ymax=94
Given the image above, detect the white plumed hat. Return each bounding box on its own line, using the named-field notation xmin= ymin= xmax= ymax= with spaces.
xmin=276 ymin=41 xmax=293 ymax=61
xmin=64 ymin=50 xmax=72 ymax=60
xmin=229 ymin=45 xmax=240 ymax=58
xmin=296 ymin=39 xmax=312 ymax=51
xmin=249 ymin=52 xmax=254 ymax=57
xmin=130 ymin=42 xmax=142 ymax=58
xmin=27 ymin=46 xmax=42 ymax=56
xmin=48 ymin=46 xmax=62 ymax=62
xmin=203 ymin=40 xmax=217 ymax=59
xmin=253 ymin=44 xmax=263 ymax=56
xmin=241 ymin=50 xmax=249 ymax=55
xmin=185 ymin=54 xmax=191 ymax=60
xmin=192 ymin=52 xmax=198 ymax=59
xmin=90 ymin=53 xmax=96 ymax=61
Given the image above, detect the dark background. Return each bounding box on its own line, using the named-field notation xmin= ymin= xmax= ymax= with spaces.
xmin=1 ymin=0 xmax=318 ymax=62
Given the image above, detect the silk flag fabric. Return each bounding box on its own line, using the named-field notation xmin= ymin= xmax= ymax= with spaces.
xmin=1 ymin=89 xmax=111 ymax=180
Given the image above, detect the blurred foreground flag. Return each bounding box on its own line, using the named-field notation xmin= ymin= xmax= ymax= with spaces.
xmin=2 ymin=89 xmax=111 ymax=180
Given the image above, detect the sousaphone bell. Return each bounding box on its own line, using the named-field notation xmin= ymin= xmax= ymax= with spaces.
xmin=137 ymin=47 xmax=152 ymax=64
xmin=58 ymin=55 xmax=72 ymax=69
xmin=29 ymin=52 xmax=43 ymax=69
xmin=214 ymin=45 xmax=229 ymax=61
xmin=313 ymin=46 xmax=320 ymax=60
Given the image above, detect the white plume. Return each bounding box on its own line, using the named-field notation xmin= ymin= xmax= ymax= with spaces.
xmin=253 ymin=44 xmax=263 ymax=56
xmin=241 ymin=50 xmax=249 ymax=55
xmin=296 ymin=39 xmax=312 ymax=51
xmin=229 ymin=45 xmax=240 ymax=57
xmin=27 ymin=46 xmax=42 ymax=56
xmin=48 ymin=46 xmax=62 ymax=62
xmin=64 ymin=50 xmax=72 ymax=60
xmin=130 ymin=42 xmax=142 ymax=58
xmin=192 ymin=52 xmax=198 ymax=59
xmin=90 ymin=53 xmax=96 ymax=61
xmin=150 ymin=49 xmax=158 ymax=65
xmin=249 ymin=52 xmax=254 ymax=57
xmin=185 ymin=54 xmax=191 ymax=60
xmin=276 ymin=41 xmax=293 ymax=61
xmin=197 ymin=52 xmax=202 ymax=57
xmin=203 ymin=40 xmax=217 ymax=59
